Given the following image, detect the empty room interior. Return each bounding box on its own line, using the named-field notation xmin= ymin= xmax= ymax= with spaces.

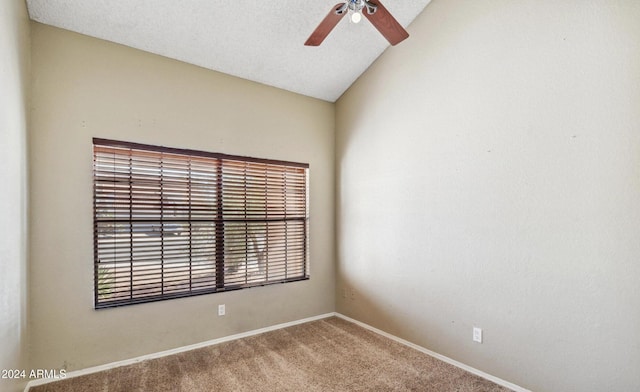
xmin=1 ymin=0 xmax=639 ymax=391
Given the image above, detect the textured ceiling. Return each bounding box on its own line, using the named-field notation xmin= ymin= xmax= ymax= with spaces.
xmin=26 ymin=0 xmax=431 ymax=102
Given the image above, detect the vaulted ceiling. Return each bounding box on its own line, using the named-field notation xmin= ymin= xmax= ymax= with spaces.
xmin=26 ymin=0 xmax=431 ymax=102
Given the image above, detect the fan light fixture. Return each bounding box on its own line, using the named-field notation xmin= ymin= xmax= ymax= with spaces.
xmin=304 ymin=0 xmax=409 ymax=46
xmin=350 ymin=10 xmax=362 ymax=23
xmin=348 ymin=0 xmax=364 ymax=23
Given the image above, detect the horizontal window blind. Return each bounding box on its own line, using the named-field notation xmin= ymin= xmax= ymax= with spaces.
xmin=93 ymin=138 xmax=309 ymax=308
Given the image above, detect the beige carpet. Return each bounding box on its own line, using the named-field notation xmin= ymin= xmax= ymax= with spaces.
xmin=31 ymin=317 xmax=512 ymax=392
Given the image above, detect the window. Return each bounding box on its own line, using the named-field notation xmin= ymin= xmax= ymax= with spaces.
xmin=93 ymin=138 xmax=309 ymax=308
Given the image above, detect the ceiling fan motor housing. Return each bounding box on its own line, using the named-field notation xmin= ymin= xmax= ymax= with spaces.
xmin=342 ymin=0 xmax=377 ymax=15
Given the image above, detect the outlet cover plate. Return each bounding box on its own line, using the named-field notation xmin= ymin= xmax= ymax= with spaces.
xmin=473 ymin=327 xmax=482 ymax=343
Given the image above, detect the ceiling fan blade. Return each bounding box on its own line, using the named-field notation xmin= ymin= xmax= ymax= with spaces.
xmin=304 ymin=3 xmax=348 ymax=46
xmin=363 ymin=0 xmax=409 ymax=46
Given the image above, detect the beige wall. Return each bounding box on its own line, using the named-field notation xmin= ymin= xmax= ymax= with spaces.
xmin=29 ymin=22 xmax=335 ymax=371
xmin=0 ymin=1 xmax=30 ymax=392
xmin=336 ymin=0 xmax=640 ymax=391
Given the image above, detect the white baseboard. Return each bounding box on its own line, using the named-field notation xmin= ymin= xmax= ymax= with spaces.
xmin=24 ymin=312 xmax=335 ymax=391
xmin=334 ymin=313 xmax=530 ymax=392
xmin=26 ymin=312 xmax=529 ymax=392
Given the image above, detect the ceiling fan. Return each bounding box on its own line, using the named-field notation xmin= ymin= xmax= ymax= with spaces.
xmin=305 ymin=0 xmax=409 ymax=46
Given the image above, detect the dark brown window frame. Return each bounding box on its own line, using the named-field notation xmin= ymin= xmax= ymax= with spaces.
xmin=93 ymin=138 xmax=309 ymax=309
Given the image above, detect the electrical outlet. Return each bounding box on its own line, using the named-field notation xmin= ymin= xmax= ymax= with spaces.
xmin=342 ymin=288 xmax=347 ymax=299
xmin=218 ymin=304 xmax=225 ymax=316
xmin=473 ymin=327 xmax=482 ymax=343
